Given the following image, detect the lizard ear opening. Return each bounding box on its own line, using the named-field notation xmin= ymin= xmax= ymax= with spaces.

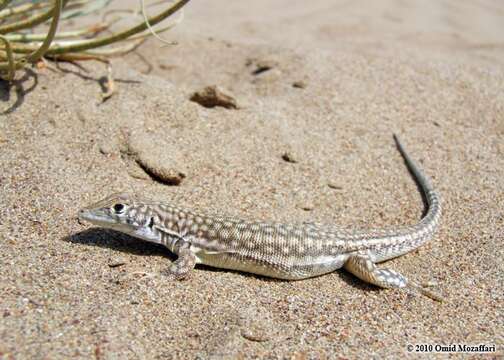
xmin=112 ymin=203 xmax=125 ymax=214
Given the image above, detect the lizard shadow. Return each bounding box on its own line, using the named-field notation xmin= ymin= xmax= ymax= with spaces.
xmin=199 ymin=265 xmax=384 ymax=296
xmin=64 ymin=228 xmax=176 ymax=261
xmin=334 ymin=271 xmax=382 ymax=294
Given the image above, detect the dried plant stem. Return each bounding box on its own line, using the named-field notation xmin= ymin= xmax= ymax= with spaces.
xmin=0 ymin=0 xmax=69 ymax=34
xmin=0 ymin=1 xmax=48 ymax=21
xmin=44 ymin=38 xmax=144 ymax=59
xmin=0 ymin=0 xmax=13 ymax=13
xmin=0 ymin=0 xmax=62 ymax=71
xmin=25 ymin=0 xmax=62 ymax=63
xmin=47 ymin=52 xmax=109 ymax=62
xmin=6 ymin=23 xmax=109 ymax=42
xmin=141 ymin=0 xmax=181 ymax=46
xmin=79 ymin=38 xmax=145 ymax=56
xmin=0 ymin=0 xmax=190 ymax=83
xmin=0 ymin=35 xmax=14 ymax=80
xmin=47 ymin=0 xmax=189 ymax=54
xmin=3 ymin=0 xmax=188 ymax=56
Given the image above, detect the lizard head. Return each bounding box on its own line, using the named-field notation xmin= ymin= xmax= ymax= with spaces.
xmin=78 ymin=192 xmax=154 ymax=237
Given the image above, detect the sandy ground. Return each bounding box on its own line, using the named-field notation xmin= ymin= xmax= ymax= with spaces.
xmin=1 ymin=0 xmax=503 ymax=359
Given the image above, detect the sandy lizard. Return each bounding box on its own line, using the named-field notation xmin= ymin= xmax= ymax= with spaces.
xmin=78 ymin=135 xmax=442 ymax=300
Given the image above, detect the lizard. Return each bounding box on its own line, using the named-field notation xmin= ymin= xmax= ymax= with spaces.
xmin=78 ymin=135 xmax=443 ymax=301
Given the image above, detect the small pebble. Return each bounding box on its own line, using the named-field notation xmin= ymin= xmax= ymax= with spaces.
xmin=292 ymin=80 xmax=307 ymax=89
xmin=281 ymin=152 xmax=298 ymax=163
xmin=99 ymin=143 xmax=114 ymax=155
xmin=241 ymin=327 xmax=270 ymax=342
xmin=108 ymin=259 xmax=127 ymax=268
xmin=328 ymin=182 xmax=343 ymax=190
xmin=252 ymin=61 xmax=274 ymax=75
xmin=190 ymin=85 xmax=238 ymax=109
xmin=300 ymin=204 xmax=314 ymax=211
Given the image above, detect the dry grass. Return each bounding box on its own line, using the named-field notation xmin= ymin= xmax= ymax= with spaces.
xmin=0 ymin=0 xmax=190 ymax=82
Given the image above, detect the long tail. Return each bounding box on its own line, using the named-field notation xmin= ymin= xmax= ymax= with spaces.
xmin=393 ymin=134 xmax=442 ymax=231
xmin=301 ymin=135 xmax=442 ymax=259
xmin=363 ymin=135 xmax=442 ymax=262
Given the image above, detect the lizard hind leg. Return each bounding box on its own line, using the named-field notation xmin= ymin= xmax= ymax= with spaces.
xmin=344 ymin=253 xmax=408 ymax=289
xmin=343 ymin=253 xmax=443 ymax=301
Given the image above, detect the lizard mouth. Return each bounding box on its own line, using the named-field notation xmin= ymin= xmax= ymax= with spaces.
xmin=78 ymin=209 xmax=117 ymax=227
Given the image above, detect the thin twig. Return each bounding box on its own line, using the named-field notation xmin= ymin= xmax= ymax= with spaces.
xmin=0 ymin=0 xmax=69 ymax=35
xmin=25 ymin=0 xmax=63 ymax=63
xmin=0 ymin=0 xmax=13 ymax=13
xmin=46 ymin=0 xmax=190 ymax=54
xmin=0 ymin=1 xmax=48 ymax=21
xmin=0 ymin=34 xmax=14 ymax=80
xmin=1 ymin=0 xmax=189 ymax=80
xmin=6 ymin=23 xmax=109 ymax=42
xmin=80 ymin=38 xmax=145 ymax=56
xmin=102 ymin=61 xmax=114 ymax=100
xmin=128 ymin=19 xmax=183 ymax=41
xmin=0 ymin=0 xmax=63 ymax=71
xmin=43 ymin=38 xmax=145 ymax=58
xmin=140 ymin=0 xmax=182 ymax=46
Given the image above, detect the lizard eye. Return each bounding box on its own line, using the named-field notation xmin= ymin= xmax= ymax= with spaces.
xmin=112 ymin=203 xmax=125 ymax=214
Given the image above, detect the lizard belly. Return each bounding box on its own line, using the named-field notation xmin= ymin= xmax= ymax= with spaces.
xmin=192 ymin=246 xmax=349 ymax=280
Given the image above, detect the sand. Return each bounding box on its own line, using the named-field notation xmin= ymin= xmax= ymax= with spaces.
xmin=1 ymin=1 xmax=503 ymax=358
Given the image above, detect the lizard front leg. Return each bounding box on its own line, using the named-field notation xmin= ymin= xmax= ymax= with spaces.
xmin=165 ymin=244 xmax=197 ymax=280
